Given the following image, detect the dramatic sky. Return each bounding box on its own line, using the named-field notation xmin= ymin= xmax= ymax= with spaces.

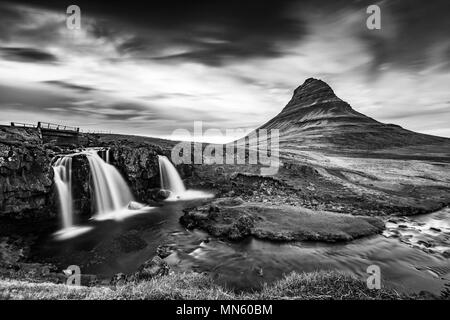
xmin=0 ymin=0 xmax=449 ymax=142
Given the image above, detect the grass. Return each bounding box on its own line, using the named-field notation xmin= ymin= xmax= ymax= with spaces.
xmin=0 ymin=271 xmax=406 ymax=300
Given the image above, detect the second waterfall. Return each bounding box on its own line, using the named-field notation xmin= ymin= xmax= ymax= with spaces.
xmin=86 ymin=149 xmax=134 ymax=218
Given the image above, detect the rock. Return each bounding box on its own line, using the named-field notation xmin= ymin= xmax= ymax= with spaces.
xmin=156 ymin=189 xmax=171 ymax=201
xmin=71 ymin=154 xmax=93 ymax=216
xmin=110 ymin=273 xmax=128 ymax=286
xmin=180 ymin=199 xmax=385 ymax=242
xmin=0 ymin=127 xmax=54 ymax=219
xmin=109 ymin=143 xmax=193 ymax=204
xmin=417 ymin=240 xmax=432 ymax=248
xmin=128 ymin=201 xmax=145 ymax=210
xmin=228 ymin=215 xmax=255 ymax=240
xmin=429 ymin=227 xmax=441 ymax=232
xmin=442 ymin=250 xmax=450 ymax=258
xmin=214 ymin=197 xmax=244 ymax=207
xmin=156 ymin=244 xmax=175 ymax=259
xmin=134 ymin=256 xmax=170 ymax=280
xmin=258 ymin=267 xmax=264 ymax=277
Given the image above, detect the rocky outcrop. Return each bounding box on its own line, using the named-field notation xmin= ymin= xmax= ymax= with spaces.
xmin=108 ymin=141 xmax=163 ymax=203
xmin=0 ymin=126 xmax=55 ymax=219
xmin=180 ymin=197 xmax=385 ymax=242
xmin=71 ymin=154 xmax=92 ymax=216
xmin=108 ymin=139 xmax=193 ymax=204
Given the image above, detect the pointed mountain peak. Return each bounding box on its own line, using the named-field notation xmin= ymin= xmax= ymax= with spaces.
xmin=292 ymin=78 xmax=337 ymax=102
xmin=259 ymin=77 xmax=375 ymax=131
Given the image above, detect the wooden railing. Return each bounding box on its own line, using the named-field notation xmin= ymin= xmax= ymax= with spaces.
xmin=10 ymin=122 xmax=38 ymax=128
xmin=79 ymin=129 xmax=113 ymax=134
xmin=38 ymin=122 xmax=80 ymax=132
xmin=9 ymin=122 xmax=113 ymax=134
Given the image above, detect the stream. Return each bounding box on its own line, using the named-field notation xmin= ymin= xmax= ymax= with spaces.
xmin=31 ymin=203 xmax=450 ymax=295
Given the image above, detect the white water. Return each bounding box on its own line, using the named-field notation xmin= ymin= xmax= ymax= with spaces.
xmin=53 ymin=156 xmax=92 ymax=240
xmin=53 ymin=156 xmax=73 ymax=229
xmin=52 ymin=148 xmax=150 ymax=239
xmin=158 ymin=155 xmax=186 ymax=195
xmin=158 ymin=155 xmax=212 ymax=201
xmin=85 ymin=149 xmax=142 ymax=220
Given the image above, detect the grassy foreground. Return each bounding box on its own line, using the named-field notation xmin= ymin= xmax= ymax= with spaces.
xmin=0 ymin=271 xmax=406 ymax=300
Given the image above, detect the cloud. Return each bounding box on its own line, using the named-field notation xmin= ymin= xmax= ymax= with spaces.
xmin=43 ymin=80 xmax=96 ymax=92
xmin=0 ymin=0 xmax=449 ymax=140
xmin=0 ymin=46 xmax=58 ymax=63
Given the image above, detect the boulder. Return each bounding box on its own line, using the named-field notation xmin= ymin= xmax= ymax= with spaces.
xmin=156 ymin=244 xmax=175 ymax=259
xmin=128 ymin=201 xmax=145 ymax=210
xmin=110 ymin=273 xmax=128 ymax=286
xmin=156 ymin=189 xmax=171 ymax=201
xmin=134 ymin=256 xmax=170 ymax=280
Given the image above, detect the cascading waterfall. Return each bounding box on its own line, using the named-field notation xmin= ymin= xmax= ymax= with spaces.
xmin=158 ymin=155 xmax=212 ymax=201
xmin=158 ymin=155 xmax=186 ymax=196
xmin=53 ymin=156 xmax=73 ymax=229
xmin=85 ymin=149 xmax=135 ymax=219
xmin=53 ymin=155 xmax=92 ymax=240
xmin=52 ymin=148 xmax=148 ymax=239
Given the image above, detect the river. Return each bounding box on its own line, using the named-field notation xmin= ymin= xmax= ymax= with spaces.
xmin=31 ymin=203 xmax=450 ymax=295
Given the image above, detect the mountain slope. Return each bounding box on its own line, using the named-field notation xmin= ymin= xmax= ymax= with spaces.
xmin=258 ymin=78 xmax=449 ymax=155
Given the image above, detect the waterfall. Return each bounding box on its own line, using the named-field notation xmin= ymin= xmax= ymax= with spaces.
xmin=158 ymin=155 xmax=186 ymax=195
xmin=86 ymin=150 xmax=134 ymax=218
xmin=158 ymin=155 xmax=212 ymax=201
xmin=52 ymin=148 xmax=148 ymax=239
xmin=53 ymin=156 xmax=73 ymax=229
xmin=53 ymin=156 xmax=92 ymax=240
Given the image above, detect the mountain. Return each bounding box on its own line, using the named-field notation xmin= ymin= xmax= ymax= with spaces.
xmin=256 ymin=78 xmax=449 ymax=157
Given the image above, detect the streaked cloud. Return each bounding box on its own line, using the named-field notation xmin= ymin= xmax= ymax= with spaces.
xmin=0 ymin=0 xmax=448 ymax=142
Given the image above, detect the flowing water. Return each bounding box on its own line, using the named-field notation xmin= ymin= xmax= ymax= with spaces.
xmin=53 ymin=156 xmax=73 ymax=229
xmin=52 ymin=149 xmax=149 ymax=239
xmin=158 ymin=155 xmax=212 ymax=201
xmin=53 ymin=156 xmax=93 ymax=240
xmin=47 ymin=151 xmax=449 ymax=294
xmin=158 ymin=155 xmax=186 ymax=196
xmin=32 ymin=203 xmax=450 ymax=295
xmin=85 ymin=150 xmax=136 ymax=220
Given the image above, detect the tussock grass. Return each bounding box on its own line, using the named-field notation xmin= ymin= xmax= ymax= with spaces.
xmin=0 ymin=271 xmax=406 ymax=300
xmin=244 ymin=271 xmax=404 ymax=300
